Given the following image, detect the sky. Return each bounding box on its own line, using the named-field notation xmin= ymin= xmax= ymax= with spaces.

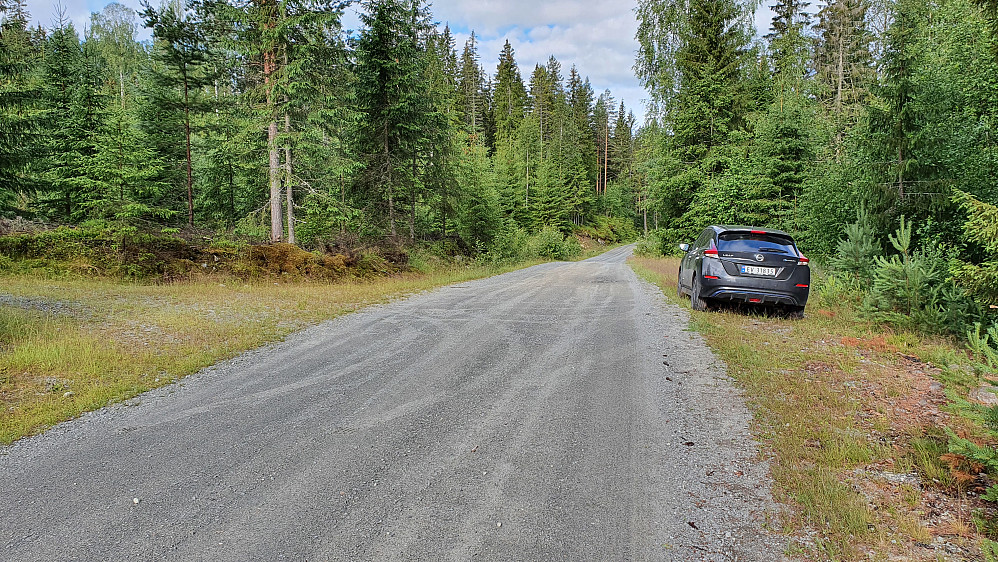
xmin=21 ymin=0 xmax=778 ymax=125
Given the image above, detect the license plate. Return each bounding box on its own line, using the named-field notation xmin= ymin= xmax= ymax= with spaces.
xmin=740 ymin=265 xmax=776 ymax=276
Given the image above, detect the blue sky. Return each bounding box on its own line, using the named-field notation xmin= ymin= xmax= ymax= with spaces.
xmin=23 ymin=0 xmax=780 ymax=124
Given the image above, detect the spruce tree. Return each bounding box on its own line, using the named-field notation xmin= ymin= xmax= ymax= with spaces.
xmin=673 ymin=0 xmax=746 ymax=163
xmin=814 ymin=0 xmax=873 ymax=152
xmin=866 ymin=0 xmax=926 ymax=206
xmin=141 ymin=0 xmax=213 ymax=228
xmin=492 ymin=40 xmax=526 ymax=144
xmin=456 ymin=32 xmax=485 ymax=138
xmin=354 ymin=0 xmax=434 ymax=238
xmin=0 ymin=0 xmax=40 ymax=215
xmin=37 ymin=17 xmax=107 ymax=221
xmin=830 ymin=206 xmax=881 ymax=281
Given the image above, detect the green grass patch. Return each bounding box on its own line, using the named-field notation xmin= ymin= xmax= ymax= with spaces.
xmin=0 ymin=261 xmax=528 ymax=445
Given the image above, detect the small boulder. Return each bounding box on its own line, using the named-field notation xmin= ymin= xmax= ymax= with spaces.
xmin=969 ymin=385 xmax=998 ymax=406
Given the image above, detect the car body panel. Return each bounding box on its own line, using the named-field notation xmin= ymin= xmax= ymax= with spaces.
xmin=677 ymin=225 xmax=810 ymax=309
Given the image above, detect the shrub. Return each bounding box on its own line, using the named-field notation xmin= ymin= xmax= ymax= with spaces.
xmin=829 ymin=206 xmax=882 ymax=283
xmin=861 ymin=216 xmax=979 ymax=335
xmin=525 ymin=227 xmax=579 ymax=260
xmin=479 ymin=220 xmax=529 ymax=265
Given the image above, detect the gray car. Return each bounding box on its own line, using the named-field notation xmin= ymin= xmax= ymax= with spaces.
xmin=677 ymin=225 xmax=810 ymax=317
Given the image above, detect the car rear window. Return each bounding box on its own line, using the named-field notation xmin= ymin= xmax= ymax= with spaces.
xmin=717 ymin=232 xmax=797 ymax=254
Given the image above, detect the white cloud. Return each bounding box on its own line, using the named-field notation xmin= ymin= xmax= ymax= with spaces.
xmin=444 ymin=0 xmax=647 ymax=120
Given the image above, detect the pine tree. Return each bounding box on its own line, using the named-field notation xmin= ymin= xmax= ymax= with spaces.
xmin=0 ymin=0 xmax=41 ymax=215
xmin=141 ymin=0 xmax=213 ymax=228
xmin=492 ymin=40 xmax=526 ymax=144
xmin=354 ymin=0 xmax=434 ymax=238
xmin=813 ymin=0 xmax=873 ymax=153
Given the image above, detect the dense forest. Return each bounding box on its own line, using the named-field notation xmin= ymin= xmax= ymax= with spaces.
xmin=0 ymin=0 xmax=641 ymax=258
xmin=636 ymin=0 xmax=998 ymax=251
xmin=6 ymin=0 xmax=998 ymax=329
xmin=635 ymin=0 xmax=998 ymax=337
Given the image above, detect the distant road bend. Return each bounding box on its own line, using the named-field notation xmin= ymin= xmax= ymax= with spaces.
xmin=1 ymin=245 xmax=785 ymax=561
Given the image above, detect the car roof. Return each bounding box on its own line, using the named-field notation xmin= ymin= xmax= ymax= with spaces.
xmin=710 ymin=225 xmax=794 ymax=238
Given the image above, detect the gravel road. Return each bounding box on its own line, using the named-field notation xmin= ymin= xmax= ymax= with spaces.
xmin=0 ymin=245 xmax=785 ymax=561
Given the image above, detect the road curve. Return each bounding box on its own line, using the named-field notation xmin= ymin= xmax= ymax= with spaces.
xmin=1 ymin=246 xmax=785 ymax=561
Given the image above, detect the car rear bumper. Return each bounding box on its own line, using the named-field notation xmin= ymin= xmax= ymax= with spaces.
xmin=699 ymin=262 xmax=810 ymax=307
xmin=702 ymin=286 xmax=808 ymax=306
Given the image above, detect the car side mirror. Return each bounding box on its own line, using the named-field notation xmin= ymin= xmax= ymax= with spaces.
xmin=678 ymin=243 xmax=690 ymax=252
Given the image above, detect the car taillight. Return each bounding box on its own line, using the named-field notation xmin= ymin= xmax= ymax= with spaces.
xmin=704 ymin=248 xmax=719 ymax=257
xmin=750 ymin=230 xmax=766 ymax=234
xmin=797 ymin=253 xmax=809 ymax=266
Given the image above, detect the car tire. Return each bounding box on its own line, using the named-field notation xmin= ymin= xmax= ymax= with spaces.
xmin=677 ymin=271 xmax=684 ymax=299
xmin=789 ymin=305 xmax=805 ymax=319
xmin=691 ymin=276 xmax=708 ymax=312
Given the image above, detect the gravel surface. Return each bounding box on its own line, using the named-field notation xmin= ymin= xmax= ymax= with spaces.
xmin=0 ymin=245 xmax=786 ymax=561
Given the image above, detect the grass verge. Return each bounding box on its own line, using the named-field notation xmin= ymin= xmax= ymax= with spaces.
xmin=630 ymin=255 xmax=991 ymax=561
xmin=0 ymin=262 xmax=528 ymax=445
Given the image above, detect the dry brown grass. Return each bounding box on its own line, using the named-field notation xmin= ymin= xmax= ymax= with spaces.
xmin=0 ymin=264 xmax=512 ymax=445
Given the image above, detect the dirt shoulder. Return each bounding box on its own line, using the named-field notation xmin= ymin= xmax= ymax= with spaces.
xmin=630 ymin=255 xmax=992 ymax=561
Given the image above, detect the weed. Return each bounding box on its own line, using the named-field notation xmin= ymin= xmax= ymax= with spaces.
xmin=983 ymin=537 xmax=998 ymax=562
xmin=908 ymin=436 xmax=955 ymax=488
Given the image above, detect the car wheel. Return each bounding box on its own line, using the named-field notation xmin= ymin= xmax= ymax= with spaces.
xmin=676 ymin=271 xmax=684 ymax=299
xmin=788 ymin=305 xmax=805 ymax=319
xmin=691 ymin=276 xmax=708 ymax=312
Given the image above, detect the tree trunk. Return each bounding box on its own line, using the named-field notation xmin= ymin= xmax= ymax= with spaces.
xmin=269 ymin=119 xmax=282 ymax=242
xmin=284 ymin=112 xmax=296 ymax=245
xmin=596 ymin=143 xmax=601 ymax=193
xmin=385 ymin=127 xmax=396 ymax=238
xmin=266 ymin=49 xmax=282 ymax=243
xmin=183 ymin=73 xmax=194 ymax=228
xmin=603 ymin=120 xmax=609 ymax=195
xmin=525 ymin=145 xmax=529 ymax=206
xmin=410 ymin=153 xmax=416 ymax=242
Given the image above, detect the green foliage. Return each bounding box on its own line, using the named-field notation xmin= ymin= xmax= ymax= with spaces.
xmin=0 ymin=221 xmax=187 ymax=276
xmin=1 ymin=0 xmax=646 ymax=253
xmin=968 ymin=322 xmax=998 ymax=369
xmin=948 ymin=428 xmax=998 ymax=499
xmin=478 ymin=219 xmax=530 ymax=264
xmin=953 ymin=190 xmax=998 ymax=307
xmin=982 ymin=538 xmax=998 ymax=562
xmin=0 ymin=0 xmax=42 ymax=213
xmin=861 ymin=216 xmax=979 ymax=335
xmin=634 ymin=229 xmax=683 ymax=257
xmin=829 ymin=206 xmax=882 ymax=282
xmin=525 ymin=227 xmax=580 ymax=261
